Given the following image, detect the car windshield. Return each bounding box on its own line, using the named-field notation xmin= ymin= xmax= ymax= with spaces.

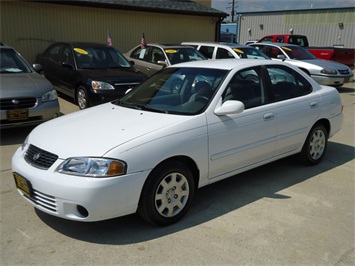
xmin=165 ymin=48 xmax=207 ymax=65
xmin=116 ymin=67 xmax=228 ymax=115
xmin=281 ymin=46 xmax=317 ymax=60
xmin=74 ymin=46 xmax=132 ymax=69
xmin=232 ymin=47 xmax=269 ymax=59
xmin=0 ymin=49 xmax=32 ymax=73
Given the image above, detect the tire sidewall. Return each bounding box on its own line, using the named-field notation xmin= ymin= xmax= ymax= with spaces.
xmin=138 ymin=161 xmax=195 ymax=226
xmin=76 ymin=86 xmax=89 ymax=109
xmin=301 ymin=124 xmax=328 ymax=165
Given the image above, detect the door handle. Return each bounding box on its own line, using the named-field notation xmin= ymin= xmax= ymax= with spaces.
xmin=310 ymin=101 xmax=318 ymax=108
xmin=263 ymin=113 xmax=275 ymax=121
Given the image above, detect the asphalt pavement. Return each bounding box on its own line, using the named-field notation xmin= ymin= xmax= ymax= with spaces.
xmin=1 ymin=82 xmax=354 ymax=266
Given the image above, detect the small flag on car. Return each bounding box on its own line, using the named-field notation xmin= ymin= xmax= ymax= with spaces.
xmin=141 ymin=32 xmax=147 ymax=49
xmin=107 ymin=30 xmax=112 ymax=47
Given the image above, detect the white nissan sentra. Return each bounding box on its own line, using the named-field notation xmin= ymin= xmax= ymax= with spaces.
xmin=12 ymin=59 xmax=343 ymax=226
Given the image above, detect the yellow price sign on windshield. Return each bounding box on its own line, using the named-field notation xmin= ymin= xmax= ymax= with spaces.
xmin=74 ymin=48 xmax=89 ymax=55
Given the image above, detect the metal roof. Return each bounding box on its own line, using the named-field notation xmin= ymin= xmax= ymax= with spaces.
xmin=36 ymin=0 xmax=228 ymax=17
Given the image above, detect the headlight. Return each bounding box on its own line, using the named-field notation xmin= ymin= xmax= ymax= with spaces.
xmin=41 ymin=90 xmax=58 ymax=102
xmin=57 ymin=157 xmax=126 ymax=177
xmin=22 ymin=135 xmax=29 ymax=151
xmin=91 ymin=81 xmax=115 ymax=90
xmin=321 ymin=68 xmax=338 ymax=75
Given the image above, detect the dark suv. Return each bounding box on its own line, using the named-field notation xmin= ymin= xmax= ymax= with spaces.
xmin=36 ymin=42 xmax=148 ymax=109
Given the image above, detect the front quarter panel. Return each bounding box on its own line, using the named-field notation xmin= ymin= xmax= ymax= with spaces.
xmin=104 ymin=114 xmax=209 ymax=187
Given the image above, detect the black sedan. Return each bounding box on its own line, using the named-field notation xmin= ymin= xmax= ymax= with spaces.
xmin=36 ymin=42 xmax=148 ymax=109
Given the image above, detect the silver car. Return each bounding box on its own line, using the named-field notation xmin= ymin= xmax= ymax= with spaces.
xmin=249 ymin=42 xmax=353 ymax=87
xmin=0 ymin=43 xmax=60 ymax=128
xmin=124 ymin=44 xmax=207 ymax=77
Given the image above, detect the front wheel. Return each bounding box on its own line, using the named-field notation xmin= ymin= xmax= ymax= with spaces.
xmin=138 ymin=161 xmax=195 ymax=226
xmin=76 ymin=86 xmax=89 ymax=109
xmin=299 ymin=124 xmax=328 ymax=165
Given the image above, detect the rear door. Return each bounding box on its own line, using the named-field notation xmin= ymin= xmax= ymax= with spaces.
xmin=264 ymin=64 xmax=320 ymax=156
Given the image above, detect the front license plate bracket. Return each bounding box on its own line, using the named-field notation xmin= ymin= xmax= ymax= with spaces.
xmin=13 ymin=172 xmax=33 ymax=198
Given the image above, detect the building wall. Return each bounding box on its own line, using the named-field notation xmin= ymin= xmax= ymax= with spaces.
xmin=1 ymin=1 xmax=217 ymax=63
xmin=238 ymin=8 xmax=355 ymax=48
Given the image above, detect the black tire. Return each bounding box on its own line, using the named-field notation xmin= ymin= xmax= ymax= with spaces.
xmin=76 ymin=86 xmax=89 ymax=109
xmin=300 ymin=124 xmax=328 ymax=165
xmin=138 ymin=160 xmax=195 ymax=226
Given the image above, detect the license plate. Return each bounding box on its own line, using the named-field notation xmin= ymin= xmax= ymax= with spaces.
xmin=13 ymin=172 xmax=33 ymax=198
xmin=7 ymin=109 xmax=29 ymax=121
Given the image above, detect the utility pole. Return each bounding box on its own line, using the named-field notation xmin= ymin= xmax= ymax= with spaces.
xmin=227 ymin=0 xmax=238 ymax=22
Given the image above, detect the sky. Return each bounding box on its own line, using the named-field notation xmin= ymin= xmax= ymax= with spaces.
xmin=212 ymin=0 xmax=355 ymax=14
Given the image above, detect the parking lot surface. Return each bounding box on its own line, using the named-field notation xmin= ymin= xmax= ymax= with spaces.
xmin=1 ymin=82 xmax=354 ymax=265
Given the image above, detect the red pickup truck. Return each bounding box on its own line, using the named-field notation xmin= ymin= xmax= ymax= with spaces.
xmin=258 ymin=34 xmax=355 ymax=68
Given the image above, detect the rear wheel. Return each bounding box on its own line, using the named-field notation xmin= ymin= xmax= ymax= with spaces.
xmin=76 ymin=86 xmax=89 ymax=109
xmin=300 ymin=124 xmax=328 ymax=165
xmin=138 ymin=160 xmax=195 ymax=226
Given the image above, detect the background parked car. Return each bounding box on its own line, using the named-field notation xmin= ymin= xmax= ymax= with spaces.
xmin=249 ymin=42 xmax=353 ymax=87
xmin=36 ymin=42 xmax=147 ymax=109
xmin=124 ymin=44 xmax=207 ymax=77
xmin=0 ymin=43 xmax=60 ymax=128
xmin=181 ymin=42 xmax=269 ymax=60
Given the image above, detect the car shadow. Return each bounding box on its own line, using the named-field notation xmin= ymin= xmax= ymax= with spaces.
xmin=35 ymin=141 xmax=354 ymax=244
xmin=0 ymin=126 xmax=34 ymax=146
xmin=338 ymin=83 xmax=355 ymax=93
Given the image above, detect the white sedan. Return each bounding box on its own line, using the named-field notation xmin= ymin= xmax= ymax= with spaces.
xmin=12 ymin=59 xmax=343 ymax=226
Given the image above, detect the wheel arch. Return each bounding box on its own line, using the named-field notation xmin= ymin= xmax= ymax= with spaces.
xmin=312 ymin=118 xmax=330 ymax=137
xmin=149 ymin=155 xmax=200 ymax=189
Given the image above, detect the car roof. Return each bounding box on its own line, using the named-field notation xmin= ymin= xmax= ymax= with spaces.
xmin=0 ymin=42 xmax=15 ymax=50
xmin=181 ymin=42 xmax=251 ymax=48
xmin=250 ymin=42 xmax=299 ymax=48
xmin=143 ymin=43 xmax=195 ymax=49
xmin=50 ymin=42 xmax=113 ymax=48
xmin=166 ymin=58 xmax=292 ymax=70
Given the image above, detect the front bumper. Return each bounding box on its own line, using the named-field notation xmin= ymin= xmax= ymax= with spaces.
xmin=12 ymin=146 xmax=149 ymax=222
xmin=311 ymin=74 xmax=353 ymax=87
xmin=0 ymin=100 xmax=60 ymax=128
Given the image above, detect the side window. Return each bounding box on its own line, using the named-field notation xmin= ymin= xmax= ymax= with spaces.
xmin=198 ymin=46 xmax=214 ymax=59
xmin=260 ymin=37 xmax=273 ymax=43
xmin=60 ymin=46 xmax=74 ymax=65
xmin=150 ymin=48 xmax=165 ymax=64
xmin=45 ymin=44 xmax=62 ymax=63
xmin=264 ymin=47 xmax=281 ymax=58
xmin=222 ymin=67 xmax=268 ymax=109
xmin=276 ymin=37 xmax=284 ymax=43
xmin=216 ymin=48 xmax=234 ymax=59
xmin=266 ymin=65 xmax=312 ymax=102
xmin=130 ymin=46 xmax=150 ymax=61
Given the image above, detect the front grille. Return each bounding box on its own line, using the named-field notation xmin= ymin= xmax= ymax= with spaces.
xmin=0 ymin=98 xmax=37 ymax=110
xmin=338 ymin=69 xmax=350 ymax=75
xmin=22 ymin=188 xmax=57 ymax=213
xmin=25 ymin=144 xmax=58 ymax=169
xmin=31 ymin=189 xmax=57 ymax=212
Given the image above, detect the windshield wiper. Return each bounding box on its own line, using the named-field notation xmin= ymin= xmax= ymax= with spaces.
xmin=117 ymin=100 xmax=167 ymax=113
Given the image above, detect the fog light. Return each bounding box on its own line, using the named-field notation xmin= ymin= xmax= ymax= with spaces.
xmin=77 ymin=205 xmax=89 ymax=217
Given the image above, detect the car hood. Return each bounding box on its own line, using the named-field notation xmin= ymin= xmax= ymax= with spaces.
xmin=0 ymin=73 xmax=53 ymax=98
xmin=80 ymin=67 xmax=147 ymax=82
xmin=300 ymin=58 xmax=350 ymax=71
xmin=28 ymin=103 xmax=191 ymax=158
